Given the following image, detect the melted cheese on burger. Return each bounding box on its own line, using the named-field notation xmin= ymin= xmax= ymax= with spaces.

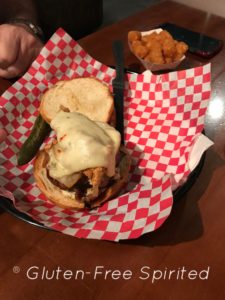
xmin=47 ymin=111 xmax=121 ymax=180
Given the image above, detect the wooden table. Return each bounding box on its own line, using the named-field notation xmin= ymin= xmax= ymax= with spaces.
xmin=0 ymin=1 xmax=225 ymax=299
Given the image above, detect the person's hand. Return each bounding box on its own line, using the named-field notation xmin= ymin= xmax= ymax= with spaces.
xmin=0 ymin=24 xmax=43 ymax=79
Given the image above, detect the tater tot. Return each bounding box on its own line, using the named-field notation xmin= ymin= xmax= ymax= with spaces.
xmin=149 ymin=32 xmax=160 ymax=41
xmin=158 ymin=30 xmax=173 ymax=41
xmin=146 ymin=39 xmax=162 ymax=51
xmin=132 ymin=44 xmax=149 ymax=58
xmin=131 ymin=40 xmax=143 ymax=48
xmin=173 ymin=52 xmax=184 ymax=61
xmin=142 ymin=35 xmax=150 ymax=43
xmin=144 ymin=44 xmax=164 ymax=64
xmin=145 ymin=51 xmax=164 ymax=64
xmin=129 ymin=29 xmax=188 ymax=65
xmin=128 ymin=31 xmax=142 ymax=43
xmin=173 ymin=42 xmax=188 ymax=61
xmin=162 ymin=38 xmax=176 ymax=58
xmin=176 ymin=41 xmax=189 ymax=55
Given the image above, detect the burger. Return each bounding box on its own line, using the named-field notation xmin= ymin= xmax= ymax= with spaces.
xmin=33 ymin=77 xmax=131 ymax=209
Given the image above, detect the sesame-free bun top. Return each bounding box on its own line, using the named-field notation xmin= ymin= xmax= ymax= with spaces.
xmin=39 ymin=77 xmax=114 ymax=124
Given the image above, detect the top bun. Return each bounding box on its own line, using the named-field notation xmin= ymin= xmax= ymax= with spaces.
xmin=39 ymin=77 xmax=114 ymax=124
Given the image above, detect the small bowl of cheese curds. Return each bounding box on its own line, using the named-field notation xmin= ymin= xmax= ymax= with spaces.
xmin=128 ymin=28 xmax=188 ymax=72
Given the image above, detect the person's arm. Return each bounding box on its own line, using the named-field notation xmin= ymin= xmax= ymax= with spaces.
xmin=0 ymin=0 xmax=44 ymax=79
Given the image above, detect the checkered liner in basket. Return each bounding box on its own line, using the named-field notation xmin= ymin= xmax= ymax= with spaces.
xmin=0 ymin=28 xmax=211 ymax=241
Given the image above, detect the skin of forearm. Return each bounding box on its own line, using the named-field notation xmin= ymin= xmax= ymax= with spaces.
xmin=0 ymin=0 xmax=39 ymax=24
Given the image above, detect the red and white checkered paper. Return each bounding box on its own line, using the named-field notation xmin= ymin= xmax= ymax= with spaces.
xmin=0 ymin=28 xmax=211 ymax=241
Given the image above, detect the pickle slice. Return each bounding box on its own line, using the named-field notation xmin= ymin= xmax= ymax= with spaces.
xmin=17 ymin=114 xmax=51 ymax=166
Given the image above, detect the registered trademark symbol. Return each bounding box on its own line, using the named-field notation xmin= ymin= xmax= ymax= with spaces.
xmin=13 ymin=266 xmax=20 ymax=274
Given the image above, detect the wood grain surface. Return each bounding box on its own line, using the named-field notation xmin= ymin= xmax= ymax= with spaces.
xmin=0 ymin=1 xmax=225 ymax=299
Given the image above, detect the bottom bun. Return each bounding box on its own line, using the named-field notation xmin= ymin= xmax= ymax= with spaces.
xmin=33 ymin=146 xmax=131 ymax=210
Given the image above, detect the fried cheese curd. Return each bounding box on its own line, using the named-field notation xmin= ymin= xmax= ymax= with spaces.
xmin=128 ymin=30 xmax=188 ymax=64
